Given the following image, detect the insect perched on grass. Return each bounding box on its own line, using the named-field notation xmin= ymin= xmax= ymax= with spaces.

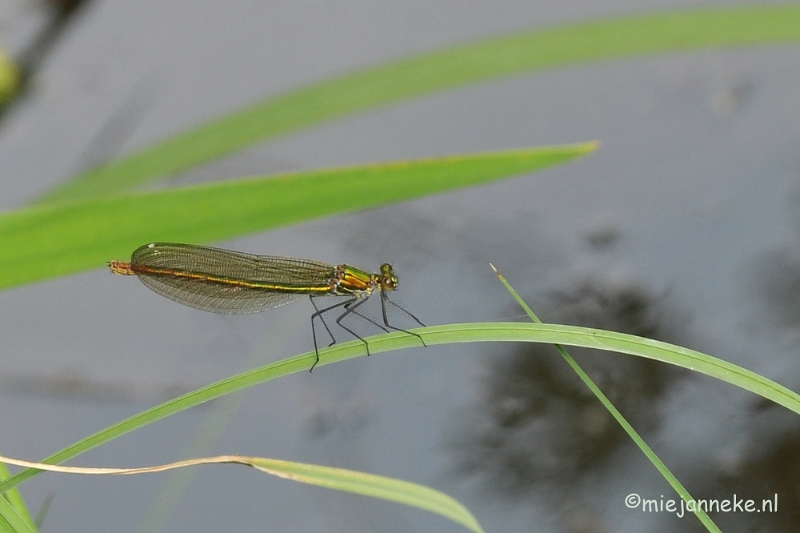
xmin=109 ymin=243 xmax=426 ymax=371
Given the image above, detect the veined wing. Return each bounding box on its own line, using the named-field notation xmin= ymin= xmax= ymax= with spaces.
xmin=128 ymin=243 xmax=338 ymax=314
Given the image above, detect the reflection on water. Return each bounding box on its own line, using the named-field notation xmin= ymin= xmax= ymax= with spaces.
xmin=0 ymin=370 xmax=196 ymax=404
xmin=726 ymin=191 xmax=800 ymax=529
xmin=749 ymin=183 xmax=800 ymax=334
xmin=678 ymin=399 xmax=800 ymax=533
xmin=749 ymin=247 xmax=800 ymax=331
xmin=451 ymin=275 xmax=688 ymax=523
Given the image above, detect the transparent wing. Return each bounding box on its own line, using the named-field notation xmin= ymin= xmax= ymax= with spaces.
xmin=129 ymin=243 xmax=337 ymax=314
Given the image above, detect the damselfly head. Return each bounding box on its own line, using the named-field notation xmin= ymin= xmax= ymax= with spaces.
xmin=378 ymin=263 xmax=398 ymax=291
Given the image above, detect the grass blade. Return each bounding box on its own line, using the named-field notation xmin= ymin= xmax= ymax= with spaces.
xmin=0 ymin=464 xmax=32 ymax=531
xmin=38 ymin=6 xmax=800 ymax=202
xmin=1 ymin=322 xmax=797 ymax=498
xmin=0 ymin=144 xmax=596 ymax=290
xmin=0 ymin=454 xmax=484 ymax=533
xmin=249 ymin=458 xmax=483 ymax=532
xmin=0 ymin=496 xmax=35 ymax=533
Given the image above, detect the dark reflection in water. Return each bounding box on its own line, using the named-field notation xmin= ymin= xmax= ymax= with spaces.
xmin=0 ymin=370 xmax=196 ymax=404
xmin=748 ymin=247 xmax=800 ymax=330
xmin=686 ymin=402 xmax=800 ymax=533
xmin=451 ymin=276 xmax=689 ymax=513
xmin=749 ymin=184 xmax=800 ymax=332
xmin=582 ymin=219 xmax=623 ymax=252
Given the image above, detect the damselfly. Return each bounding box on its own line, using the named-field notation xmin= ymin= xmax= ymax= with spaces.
xmin=109 ymin=243 xmax=426 ymax=371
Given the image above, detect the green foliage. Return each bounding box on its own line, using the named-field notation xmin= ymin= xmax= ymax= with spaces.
xmin=36 ymin=5 xmax=800 ymax=203
xmin=0 ymin=144 xmax=595 ymax=289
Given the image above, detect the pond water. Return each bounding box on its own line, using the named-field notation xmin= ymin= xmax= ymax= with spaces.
xmin=0 ymin=1 xmax=798 ymax=532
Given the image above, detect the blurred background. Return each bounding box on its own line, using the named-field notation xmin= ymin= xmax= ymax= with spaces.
xmin=0 ymin=0 xmax=799 ymax=531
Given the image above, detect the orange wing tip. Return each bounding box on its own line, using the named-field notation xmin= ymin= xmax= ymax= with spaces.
xmin=109 ymin=261 xmax=135 ymax=275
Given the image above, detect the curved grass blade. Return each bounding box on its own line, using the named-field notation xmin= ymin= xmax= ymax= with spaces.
xmin=249 ymin=458 xmax=483 ymax=533
xmin=37 ymin=5 xmax=800 ymax=203
xmin=2 ymin=322 xmax=798 ymax=495
xmin=0 ymin=454 xmax=483 ymax=533
xmin=0 ymin=143 xmax=596 ymax=290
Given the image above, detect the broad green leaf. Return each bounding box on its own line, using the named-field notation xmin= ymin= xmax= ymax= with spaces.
xmin=3 ymin=322 xmax=797 ymax=494
xmin=0 ymin=143 xmax=595 ymax=289
xmin=38 ymin=6 xmax=800 ymax=203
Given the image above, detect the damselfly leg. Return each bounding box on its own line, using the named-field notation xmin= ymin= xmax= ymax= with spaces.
xmin=308 ymin=292 xmax=426 ymax=372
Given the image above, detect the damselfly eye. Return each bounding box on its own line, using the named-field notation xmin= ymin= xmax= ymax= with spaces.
xmin=383 ymin=275 xmax=398 ymax=290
